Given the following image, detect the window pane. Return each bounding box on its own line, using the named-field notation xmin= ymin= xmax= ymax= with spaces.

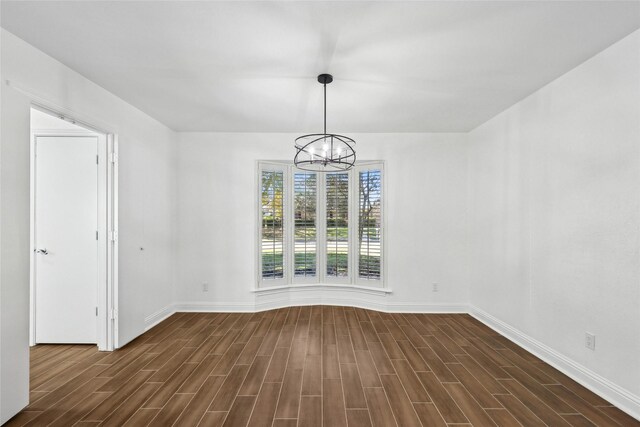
xmin=326 ymin=173 xmax=349 ymax=277
xmin=261 ymin=170 xmax=284 ymax=279
xmin=294 ymin=172 xmax=317 ymax=277
xmin=359 ymin=170 xmax=382 ymax=279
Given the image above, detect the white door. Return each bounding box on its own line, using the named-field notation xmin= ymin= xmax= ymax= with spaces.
xmin=34 ymin=135 xmax=98 ymax=344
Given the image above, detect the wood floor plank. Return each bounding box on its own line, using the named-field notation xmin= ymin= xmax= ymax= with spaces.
xmin=337 ymin=334 xmax=356 ymax=363
xmin=265 ymin=347 xmax=290 ymax=382
xmin=28 ymin=364 xmax=109 ymax=411
xmin=3 ymin=411 xmax=42 ymax=427
xmin=143 ymin=362 xmax=198 ymax=408
xmin=493 ymin=394 xmax=546 ymax=427
xmin=447 ymin=361 xmax=503 ymax=409
xmin=368 ymin=341 xmax=395 ymax=375
xmin=499 ymin=379 xmax=573 ymax=426
xmin=340 ymin=363 xmax=367 ymax=408
xmin=247 ymin=381 xmax=282 ymax=427
xmin=379 ymin=375 xmax=422 ymax=427
xmin=147 ymin=392 xmax=192 ymax=426
xmin=503 ymin=366 xmax=576 ymax=413
xmin=442 ymin=382 xmax=498 ymax=426
xmin=301 ymin=354 xmax=322 ymax=395
xmin=391 ymin=359 xmax=430 ymax=402
xmin=455 ymin=354 xmax=508 ymax=394
xmin=13 ymin=309 xmax=635 ymax=427
xmin=273 ymin=419 xmax=298 ymax=427
xmin=597 ymin=406 xmax=640 ymax=426
xmin=322 ymin=344 xmax=341 ymax=379
xmin=323 ymin=378 xmax=347 ymax=427
xmin=360 ymin=322 xmax=380 ymax=343
xmin=299 ymin=395 xmax=322 ymax=427
xmin=396 ymin=340 xmax=429 ymax=372
xmin=354 ymin=350 xmax=382 ymax=388
xmin=177 ymin=354 xmax=221 ymax=393
xmin=174 ymin=375 xmax=226 ymax=426
xmin=83 ymin=370 xmax=155 ymax=421
xmin=223 ymin=395 xmax=257 ymax=426
xmin=416 ymin=345 xmax=457 ymax=382
xmin=122 ymin=408 xmax=159 ymax=427
xmin=211 ymin=342 xmax=246 ymax=375
xmin=416 ymin=371 xmax=468 ymax=424
xmin=364 ymin=387 xmax=398 ymax=427
xmin=422 ymin=335 xmax=457 ymax=363
xmin=378 ymin=333 xmax=405 ymax=359
xmin=100 ymin=382 xmax=161 ymax=427
xmin=22 ymin=377 xmax=109 ymax=426
xmin=350 ymin=326 xmax=368 ymax=351
xmin=198 ymin=411 xmax=228 ymax=426
xmin=275 ymin=365 xmax=304 ymax=418
xmin=209 ymin=364 xmax=250 ymax=411
xmin=239 ymin=355 xmax=271 ymax=396
xmin=486 ymin=407 xmax=525 ymax=426
xmin=346 ymin=409 xmax=373 ymax=427
xmin=49 ymin=392 xmax=111 ymax=427
xmin=546 ymin=384 xmax=624 ymax=426
xmin=413 ymin=402 xmax=448 ymax=426
xmin=562 ymin=414 xmax=598 ymax=427
xmin=497 ymin=348 xmax=557 ymax=384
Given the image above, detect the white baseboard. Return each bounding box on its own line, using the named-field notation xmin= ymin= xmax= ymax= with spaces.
xmin=174 ymin=302 xmax=256 ymax=312
xmin=174 ymin=300 xmax=466 ymax=313
xmin=144 ymin=304 xmax=175 ymax=331
xmin=470 ymin=305 xmax=640 ymax=421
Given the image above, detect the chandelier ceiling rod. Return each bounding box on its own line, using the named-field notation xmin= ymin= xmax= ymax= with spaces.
xmin=293 ymin=73 xmax=355 ymax=172
xmin=323 ymin=78 xmax=326 ymax=135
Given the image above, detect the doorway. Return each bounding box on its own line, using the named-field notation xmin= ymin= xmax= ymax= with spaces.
xmin=30 ymin=107 xmax=115 ymax=350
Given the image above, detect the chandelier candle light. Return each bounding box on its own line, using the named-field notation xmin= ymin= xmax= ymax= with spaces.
xmin=294 ymin=74 xmax=356 ymax=171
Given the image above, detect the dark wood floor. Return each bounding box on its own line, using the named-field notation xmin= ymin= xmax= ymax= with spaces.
xmin=5 ymin=307 xmax=639 ymax=427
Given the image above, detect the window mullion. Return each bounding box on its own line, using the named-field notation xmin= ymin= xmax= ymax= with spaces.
xmin=286 ymin=166 xmax=293 ymax=283
xmin=349 ymin=167 xmax=357 ymax=284
xmin=317 ymin=173 xmax=326 ymax=283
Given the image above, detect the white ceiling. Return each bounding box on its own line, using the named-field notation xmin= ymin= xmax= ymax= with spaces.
xmin=2 ymin=1 xmax=639 ymax=133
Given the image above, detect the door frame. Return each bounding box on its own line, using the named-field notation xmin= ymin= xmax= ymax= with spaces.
xmin=29 ymin=105 xmax=119 ymax=351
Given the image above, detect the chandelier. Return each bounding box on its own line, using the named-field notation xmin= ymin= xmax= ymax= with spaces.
xmin=294 ymin=74 xmax=356 ymax=171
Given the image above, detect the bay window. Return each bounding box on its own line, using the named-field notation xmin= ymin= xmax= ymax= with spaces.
xmin=258 ymin=161 xmax=384 ymax=288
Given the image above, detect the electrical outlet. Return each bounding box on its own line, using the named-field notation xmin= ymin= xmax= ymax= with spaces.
xmin=202 ymin=283 xmax=209 ymax=292
xmin=585 ymin=332 xmax=595 ymax=351
xmin=432 ymin=283 xmax=439 ymax=292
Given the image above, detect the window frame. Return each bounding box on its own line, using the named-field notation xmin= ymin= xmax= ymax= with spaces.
xmin=257 ymin=160 xmax=385 ymax=290
xmin=257 ymin=161 xmax=289 ymax=288
xmin=353 ymin=162 xmax=385 ymax=287
xmin=290 ymin=169 xmax=321 ymax=285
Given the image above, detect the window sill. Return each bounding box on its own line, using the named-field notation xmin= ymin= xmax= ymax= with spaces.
xmin=253 ymin=283 xmax=392 ymax=296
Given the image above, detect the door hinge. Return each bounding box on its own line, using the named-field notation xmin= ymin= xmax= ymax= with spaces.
xmin=96 ymin=230 xmax=99 ymax=240
xmin=95 ymin=306 xmax=98 ymax=316
xmin=96 ymin=154 xmax=99 ymax=165
xmin=110 ymin=152 xmax=118 ymax=164
xmin=110 ymin=308 xmax=117 ymax=320
xmin=110 ymin=230 xmax=118 ymax=242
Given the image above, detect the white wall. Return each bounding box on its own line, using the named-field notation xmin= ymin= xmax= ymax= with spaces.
xmin=0 ymin=29 xmax=178 ymax=423
xmin=467 ymin=29 xmax=640 ymax=413
xmin=176 ymin=133 xmax=469 ymax=312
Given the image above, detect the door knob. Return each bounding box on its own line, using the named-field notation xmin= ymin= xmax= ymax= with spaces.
xmin=36 ymin=248 xmax=48 ymax=255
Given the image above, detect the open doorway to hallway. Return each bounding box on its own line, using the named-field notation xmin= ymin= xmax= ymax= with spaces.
xmin=30 ymin=107 xmax=114 ymax=350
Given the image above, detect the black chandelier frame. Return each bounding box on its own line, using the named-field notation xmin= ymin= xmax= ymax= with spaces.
xmin=294 ymin=74 xmax=356 ymax=172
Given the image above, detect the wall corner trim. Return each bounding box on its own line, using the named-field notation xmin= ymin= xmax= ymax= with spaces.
xmin=144 ymin=304 xmax=175 ymax=331
xmin=469 ymin=305 xmax=640 ymax=421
